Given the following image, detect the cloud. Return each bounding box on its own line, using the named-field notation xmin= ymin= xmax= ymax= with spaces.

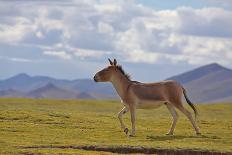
xmin=0 ymin=56 xmax=33 ymax=63
xmin=167 ymin=32 xmax=232 ymax=64
xmin=0 ymin=17 xmax=32 ymax=43
xmin=114 ymin=6 xmax=232 ymax=65
xmin=10 ymin=57 xmax=34 ymax=63
xmin=36 ymin=31 xmax=44 ymax=38
xmin=177 ymin=7 xmax=232 ymax=38
xmin=43 ymin=51 xmax=71 ymax=60
xmin=0 ymin=0 xmax=232 ymax=67
xmin=97 ymin=22 xmax=114 ymax=34
xmin=74 ymin=48 xmax=111 ymax=59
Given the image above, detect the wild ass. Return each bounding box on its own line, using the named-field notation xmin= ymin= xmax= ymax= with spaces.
xmin=93 ymin=59 xmax=201 ymax=136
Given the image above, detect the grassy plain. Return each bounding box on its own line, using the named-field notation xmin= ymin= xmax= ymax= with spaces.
xmin=0 ymin=98 xmax=231 ymax=154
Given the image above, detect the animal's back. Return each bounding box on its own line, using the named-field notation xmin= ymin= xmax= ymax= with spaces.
xmin=130 ymin=80 xmax=182 ymax=101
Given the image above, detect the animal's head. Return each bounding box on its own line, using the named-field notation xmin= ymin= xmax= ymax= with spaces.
xmin=93 ymin=58 xmax=118 ymax=82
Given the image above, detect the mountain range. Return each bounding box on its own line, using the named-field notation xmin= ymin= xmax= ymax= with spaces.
xmin=0 ymin=63 xmax=232 ymax=103
xmin=0 ymin=74 xmax=117 ymax=99
xmin=167 ymin=63 xmax=232 ymax=103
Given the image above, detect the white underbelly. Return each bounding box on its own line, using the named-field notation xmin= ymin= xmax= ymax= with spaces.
xmin=136 ymin=100 xmax=164 ymax=109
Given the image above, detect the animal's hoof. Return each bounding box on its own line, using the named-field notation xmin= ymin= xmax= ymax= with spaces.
xmin=129 ymin=134 xmax=135 ymax=137
xmin=124 ymin=128 xmax=129 ymax=135
xmin=196 ymin=132 xmax=201 ymax=135
xmin=166 ymin=133 xmax=173 ymax=136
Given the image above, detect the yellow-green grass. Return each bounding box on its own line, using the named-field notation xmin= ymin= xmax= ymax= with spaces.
xmin=0 ymin=98 xmax=231 ymax=154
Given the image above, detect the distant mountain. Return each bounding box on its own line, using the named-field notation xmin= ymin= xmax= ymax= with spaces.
xmin=167 ymin=63 xmax=230 ymax=84
xmin=0 ymin=73 xmax=72 ymax=91
xmin=0 ymin=63 xmax=231 ymax=103
xmin=0 ymin=89 xmax=25 ymax=98
xmin=0 ymin=74 xmax=117 ymax=99
xmin=76 ymin=92 xmax=94 ymax=99
xmin=168 ymin=63 xmax=232 ymax=103
xmin=70 ymin=79 xmax=117 ymax=99
xmin=26 ymin=83 xmax=80 ymax=99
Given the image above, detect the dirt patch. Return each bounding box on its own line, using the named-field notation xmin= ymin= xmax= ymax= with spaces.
xmin=18 ymin=145 xmax=232 ymax=155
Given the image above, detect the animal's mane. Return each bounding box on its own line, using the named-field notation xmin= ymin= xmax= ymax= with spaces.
xmin=116 ymin=65 xmax=131 ymax=80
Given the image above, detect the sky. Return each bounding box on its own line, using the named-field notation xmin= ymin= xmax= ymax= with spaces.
xmin=0 ymin=0 xmax=232 ymax=82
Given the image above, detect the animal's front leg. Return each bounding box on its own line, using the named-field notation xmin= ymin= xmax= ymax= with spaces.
xmin=129 ymin=106 xmax=136 ymax=137
xmin=118 ymin=106 xmax=128 ymax=134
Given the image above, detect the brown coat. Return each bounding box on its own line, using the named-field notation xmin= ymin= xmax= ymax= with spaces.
xmin=94 ymin=59 xmax=201 ymax=136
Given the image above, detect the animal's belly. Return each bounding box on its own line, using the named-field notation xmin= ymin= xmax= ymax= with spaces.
xmin=136 ymin=100 xmax=164 ymax=109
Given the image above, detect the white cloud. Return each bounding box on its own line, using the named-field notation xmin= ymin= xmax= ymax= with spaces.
xmin=36 ymin=31 xmax=44 ymax=38
xmin=74 ymin=48 xmax=111 ymax=59
xmin=43 ymin=51 xmax=71 ymax=60
xmin=177 ymin=7 xmax=232 ymax=38
xmin=0 ymin=1 xmax=232 ymax=66
xmin=125 ymin=50 xmax=161 ymax=63
xmin=114 ymin=6 xmax=232 ymax=65
xmin=94 ymin=3 xmax=122 ymax=13
xmin=0 ymin=56 xmax=33 ymax=63
xmin=10 ymin=57 xmax=33 ymax=63
xmin=167 ymin=33 xmax=232 ymax=64
xmin=98 ymin=22 xmax=114 ymax=33
xmin=0 ymin=17 xmax=32 ymax=42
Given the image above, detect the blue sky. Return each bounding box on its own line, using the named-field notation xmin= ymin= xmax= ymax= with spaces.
xmin=136 ymin=0 xmax=232 ymax=10
xmin=0 ymin=0 xmax=232 ymax=82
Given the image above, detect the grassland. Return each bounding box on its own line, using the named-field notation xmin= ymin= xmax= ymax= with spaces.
xmin=0 ymin=98 xmax=231 ymax=154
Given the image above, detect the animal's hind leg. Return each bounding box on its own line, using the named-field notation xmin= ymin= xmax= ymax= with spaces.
xmin=176 ymin=103 xmax=201 ymax=135
xmin=129 ymin=105 xmax=136 ymax=137
xmin=165 ymin=103 xmax=178 ymax=135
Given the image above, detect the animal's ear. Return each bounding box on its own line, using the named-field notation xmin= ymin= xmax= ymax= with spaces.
xmin=108 ymin=58 xmax=113 ymax=65
xmin=113 ymin=59 xmax=117 ymax=66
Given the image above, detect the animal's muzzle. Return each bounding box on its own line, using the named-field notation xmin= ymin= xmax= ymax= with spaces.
xmin=93 ymin=75 xmax=98 ymax=82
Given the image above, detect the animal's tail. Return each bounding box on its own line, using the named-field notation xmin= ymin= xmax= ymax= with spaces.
xmin=182 ymin=87 xmax=198 ymax=119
